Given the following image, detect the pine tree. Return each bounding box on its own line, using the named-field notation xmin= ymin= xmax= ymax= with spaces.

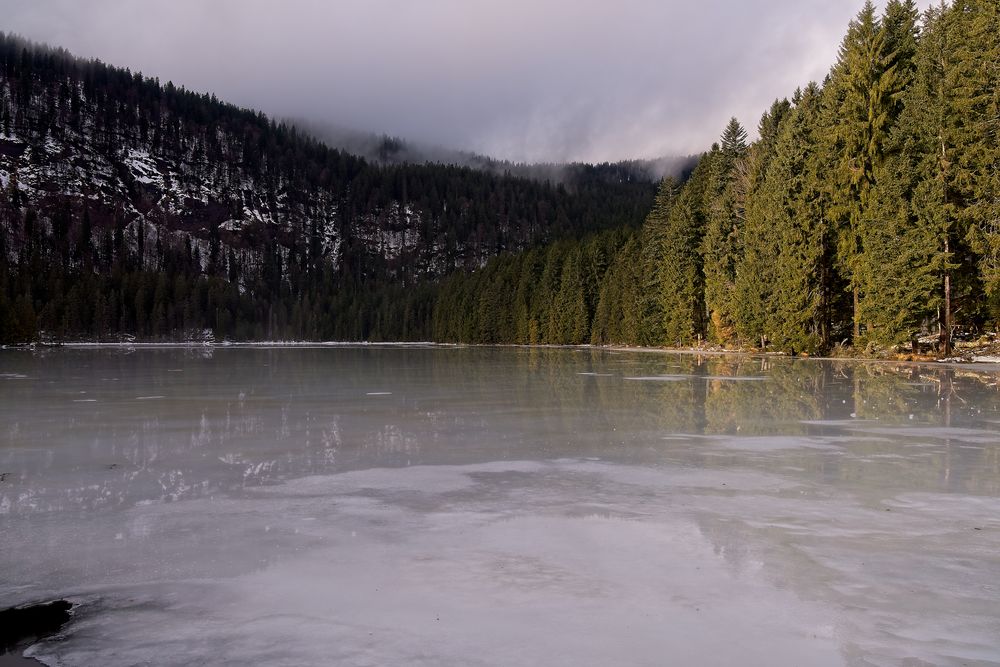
xmin=859 ymin=171 xmax=941 ymax=348
xmin=731 ymin=98 xmax=794 ymax=348
xmin=514 ymin=248 xmax=542 ymax=343
xmin=954 ymin=0 xmax=1000 ymax=324
xmin=754 ymin=98 xmax=793 ymax=180
xmin=554 ymin=247 xmax=588 ymax=344
xmin=835 ymin=1 xmax=930 ymax=349
xmin=535 ymin=242 xmax=568 ymax=343
xmin=638 ymin=177 xmax=679 ymax=344
xmin=882 ymin=1 xmax=920 ymax=101
xmin=737 ymin=84 xmax=837 ymax=353
xmin=702 ymin=120 xmax=748 ymax=343
xmin=658 ymin=154 xmax=713 ymax=345
xmin=881 ymin=2 xmax=964 ymax=350
xmin=827 ymin=2 xmax=909 ymax=340
xmin=591 ymin=234 xmax=643 ymax=345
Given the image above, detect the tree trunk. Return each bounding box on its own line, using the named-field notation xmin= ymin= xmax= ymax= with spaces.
xmin=941 ymin=238 xmax=952 ymax=355
xmin=853 ymin=286 xmax=860 ymax=340
xmin=939 ymin=121 xmax=952 ymax=356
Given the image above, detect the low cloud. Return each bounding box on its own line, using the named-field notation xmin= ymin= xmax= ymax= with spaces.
xmin=1 ymin=0 xmax=893 ymax=162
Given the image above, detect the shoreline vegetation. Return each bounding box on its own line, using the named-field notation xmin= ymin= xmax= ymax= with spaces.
xmin=414 ymin=0 xmax=999 ymax=359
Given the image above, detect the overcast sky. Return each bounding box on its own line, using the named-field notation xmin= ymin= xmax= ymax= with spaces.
xmin=1 ymin=0 xmax=892 ymax=163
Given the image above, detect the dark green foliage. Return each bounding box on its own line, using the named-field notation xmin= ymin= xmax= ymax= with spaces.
xmin=702 ymin=121 xmax=749 ymax=343
xmin=590 ymin=234 xmax=644 ymax=345
xmin=416 ymin=229 xmax=633 ymax=346
xmin=419 ymin=0 xmax=1000 ymax=353
xmin=636 ymin=177 xmax=679 ymax=344
xmin=952 ymin=0 xmax=1000 ymax=304
xmin=2 ymin=1 xmax=999 ymax=351
xmin=815 ymin=1 xmax=915 ymax=341
xmin=657 ymin=161 xmax=712 ymax=345
xmin=735 ymin=84 xmax=837 ymax=353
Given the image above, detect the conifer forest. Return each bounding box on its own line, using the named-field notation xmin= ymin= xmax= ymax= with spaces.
xmin=1 ymin=0 xmax=998 ymax=354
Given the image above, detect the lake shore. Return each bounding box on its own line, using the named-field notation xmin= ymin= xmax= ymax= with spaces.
xmin=5 ymin=339 xmax=1000 ymax=370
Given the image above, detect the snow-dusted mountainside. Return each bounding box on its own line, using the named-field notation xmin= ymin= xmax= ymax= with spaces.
xmin=0 ymin=34 xmax=655 ymax=286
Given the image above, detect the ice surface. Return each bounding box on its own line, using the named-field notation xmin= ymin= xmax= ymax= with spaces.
xmin=1 ymin=347 xmax=999 ymax=666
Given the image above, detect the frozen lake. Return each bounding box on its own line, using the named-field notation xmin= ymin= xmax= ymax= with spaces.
xmin=1 ymin=346 xmax=999 ymax=666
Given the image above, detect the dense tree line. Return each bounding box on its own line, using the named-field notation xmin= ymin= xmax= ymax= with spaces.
xmin=0 ymin=199 xmax=446 ymax=342
xmin=403 ymin=0 xmax=1000 ymax=354
xmin=2 ymin=2 xmax=998 ymax=350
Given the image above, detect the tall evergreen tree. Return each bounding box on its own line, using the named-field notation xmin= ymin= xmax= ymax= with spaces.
xmin=736 ymin=84 xmax=836 ymax=352
xmin=658 ymin=153 xmax=714 ymax=345
xmin=881 ymin=2 xmax=964 ymax=350
xmin=638 ymin=177 xmax=680 ymax=344
xmin=848 ymin=0 xmax=931 ymax=348
xmin=701 ymin=120 xmax=748 ymax=343
xmin=954 ymin=0 xmax=1000 ymax=323
xmin=827 ymin=2 xmax=909 ymax=340
xmin=730 ymin=99 xmax=793 ymax=348
xmin=591 ymin=234 xmax=643 ymax=345
xmin=554 ymin=247 xmax=588 ymax=344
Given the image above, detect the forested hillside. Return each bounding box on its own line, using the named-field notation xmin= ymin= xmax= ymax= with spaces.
xmin=410 ymin=0 xmax=999 ymax=355
xmin=2 ymin=0 xmax=997 ymax=351
xmin=0 ymin=32 xmax=656 ymax=342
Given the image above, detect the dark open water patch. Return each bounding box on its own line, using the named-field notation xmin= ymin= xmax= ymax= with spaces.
xmin=0 ymin=653 xmax=44 ymax=666
xmin=0 ymin=600 xmax=73 ymax=664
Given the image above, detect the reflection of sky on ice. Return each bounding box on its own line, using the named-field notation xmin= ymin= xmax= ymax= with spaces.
xmin=1 ymin=347 xmax=999 ymax=666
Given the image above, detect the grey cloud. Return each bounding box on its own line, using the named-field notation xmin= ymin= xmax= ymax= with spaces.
xmin=0 ymin=0 xmax=894 ymax=163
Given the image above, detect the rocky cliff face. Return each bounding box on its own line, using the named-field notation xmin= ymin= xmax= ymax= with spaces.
xmin=0 ymin=80 xmax=487 ymax=282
